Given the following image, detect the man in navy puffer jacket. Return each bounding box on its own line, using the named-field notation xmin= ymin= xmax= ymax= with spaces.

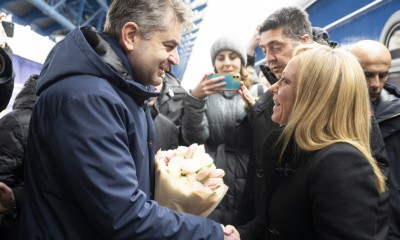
xmin=18 ymin=1 xmax=239 ymax=239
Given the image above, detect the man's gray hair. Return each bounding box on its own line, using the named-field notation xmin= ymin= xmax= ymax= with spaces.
xmin=104 ymin=0 xmax=193 ymax=40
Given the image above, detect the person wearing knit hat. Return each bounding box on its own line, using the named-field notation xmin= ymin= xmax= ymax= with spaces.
xmin=210 ymin=34 xmax=248 ymax=67
xmin=207 ymin=34 xmax=253 ymax=91
xmin=181 ymin=34 xmax=256 ymax=227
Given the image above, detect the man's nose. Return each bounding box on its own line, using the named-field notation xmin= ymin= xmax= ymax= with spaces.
xmin=169 ymin=49 xmax=179 ymax=65
xmin=265 ymin=50 xmax=276 ymax=65
xmin=368 ymin=75 xmax=380 ymax=89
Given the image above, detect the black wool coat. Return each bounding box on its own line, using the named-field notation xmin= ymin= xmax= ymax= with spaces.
xmin=264 ymin=140 xmax=380 ymax=240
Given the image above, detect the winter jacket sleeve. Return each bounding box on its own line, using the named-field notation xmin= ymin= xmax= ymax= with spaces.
xmin=236 ymin=159 xmax=267 ymax=240
xmin=0 ymin=44 xmax=15 ymax=112
xmin=377 ymin=84 xmax=400 ymax=240
xmin=153 ymin=112 xmax=180 ymax=151
xmin=50 ymin=94 xmax=223 ymax=240
xmin=181 ymin=92 xmax=209 ymax=145
xmin=369 ymin=115 xmax=390 ymax=240
xmin=0 ymin=112 xmax=26 ymax=187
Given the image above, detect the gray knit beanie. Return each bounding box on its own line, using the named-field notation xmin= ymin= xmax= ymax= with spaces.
xmin=210 ymin=34 xmax=247 ymax=66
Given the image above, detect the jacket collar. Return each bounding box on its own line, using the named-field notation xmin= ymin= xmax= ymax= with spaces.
xmin=81 ymin=27 xmax=159 ymax=103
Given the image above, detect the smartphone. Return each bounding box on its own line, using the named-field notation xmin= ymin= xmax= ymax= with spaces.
xmin=259 ymin=64 xmax=278 ymax=85
xmin=208 ymin=73 xmax=241 ymax=90
xmin=2 ymin=21 xmax=14 ymax=38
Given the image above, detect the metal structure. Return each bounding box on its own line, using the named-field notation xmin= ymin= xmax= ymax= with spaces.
xmin=0 ymin=0 xmax=207 ymax=80
xmin=0 ymin=0 xmax=110 ymax=38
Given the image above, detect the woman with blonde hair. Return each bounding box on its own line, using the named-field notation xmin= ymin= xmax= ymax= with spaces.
xmin=264 ymin=44 xmax=385 ymax=239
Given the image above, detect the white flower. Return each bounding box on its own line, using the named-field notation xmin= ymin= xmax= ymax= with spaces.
xmin=156 ymin=143 xmax=225 ymax=192
xmin=155 ymin=143 xmax=228 ymax=216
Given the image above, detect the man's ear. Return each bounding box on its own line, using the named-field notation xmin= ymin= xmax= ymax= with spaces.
xmin=300 ymin=34 xmax=311 ymax=43
xmin=120 ymin=22 xmax=140 ymax=51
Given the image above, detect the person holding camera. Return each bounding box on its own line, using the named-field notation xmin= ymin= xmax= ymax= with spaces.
xmin=0 ymin=74 xmax=39 ymax=240
xmin=0 ymin=12 xmax=15 ymax=113
xmin=181 ymin=34 xmax=255 ymax=226
xmin=0 ymin=12 xmax=18 ymax=240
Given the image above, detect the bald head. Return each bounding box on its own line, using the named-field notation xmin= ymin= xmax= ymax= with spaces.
xmin=351 ymin=40 xmax=391 ymax=65
xmin=351 ymin=40 xmax=391 ymax=102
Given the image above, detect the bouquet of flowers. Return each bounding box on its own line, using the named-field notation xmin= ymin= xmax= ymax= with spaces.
xmin=154 ymin=143 xmax=228 ymax=217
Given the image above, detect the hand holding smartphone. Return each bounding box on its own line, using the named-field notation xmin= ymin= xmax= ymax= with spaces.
xmin=207 ymin=73 xmax=241 ymax=91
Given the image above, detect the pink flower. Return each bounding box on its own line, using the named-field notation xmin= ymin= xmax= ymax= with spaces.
xmin=196 ymin=169 xmax=212 ymax=181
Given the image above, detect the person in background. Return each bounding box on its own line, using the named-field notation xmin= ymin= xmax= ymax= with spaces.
xmin=148 ymin=73 xmax=181 ymax=151
xmin=246 ymin=24 xmax=260 ymax=71
xmin=352 ymin=40 xmax=400 ymax=240
xmin=245 ymin=24 xmax=260 ymax=83
xmin=153 ymin=70 xmax=188 ymax=147
xmin=250 ymin=69 xmax=271 ymax=98
xmin=18 ymin=0 xmax=239 ymax=239
xmin=311 ymin=26 xmax=338 ymax=48
xmin=245 ymin=25 xmax=269 ymax=98
xmin=181 ymin=34 xmax=254 ymax=226
xmin=235 ymin=7 xmax=313 ymax=239
xmin=264 ymin=43 xmax=385 ymax=239
xmin=236 ymin=6 xmax=389 ymax=240
xmin=0 ymin=74 xmax=38 ymax=240
xmin=245 ymin=25 xmax=335 ymax=102
xmin=0 ymin=12 xmax=15 ymax=113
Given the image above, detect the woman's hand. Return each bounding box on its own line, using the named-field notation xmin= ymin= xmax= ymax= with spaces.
xmin=238 ymin=82 xmax=256 ymax=107
xmin=191 ymin=73 xmax=226 ymax=99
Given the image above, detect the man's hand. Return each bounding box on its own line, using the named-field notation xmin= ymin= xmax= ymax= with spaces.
xmin=0 ymin=182 xmax=15 ymax=213
xmin=222 ymin=224 xmax=240 ymax=240
xmin=246 ymin=25 xmax=261 ymax=57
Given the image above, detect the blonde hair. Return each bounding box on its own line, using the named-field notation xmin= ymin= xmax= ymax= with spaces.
xmin=240 ymin=66 xmax=253 ymax=89
xmin=280 ymin=44 xmax=386 ymax=192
